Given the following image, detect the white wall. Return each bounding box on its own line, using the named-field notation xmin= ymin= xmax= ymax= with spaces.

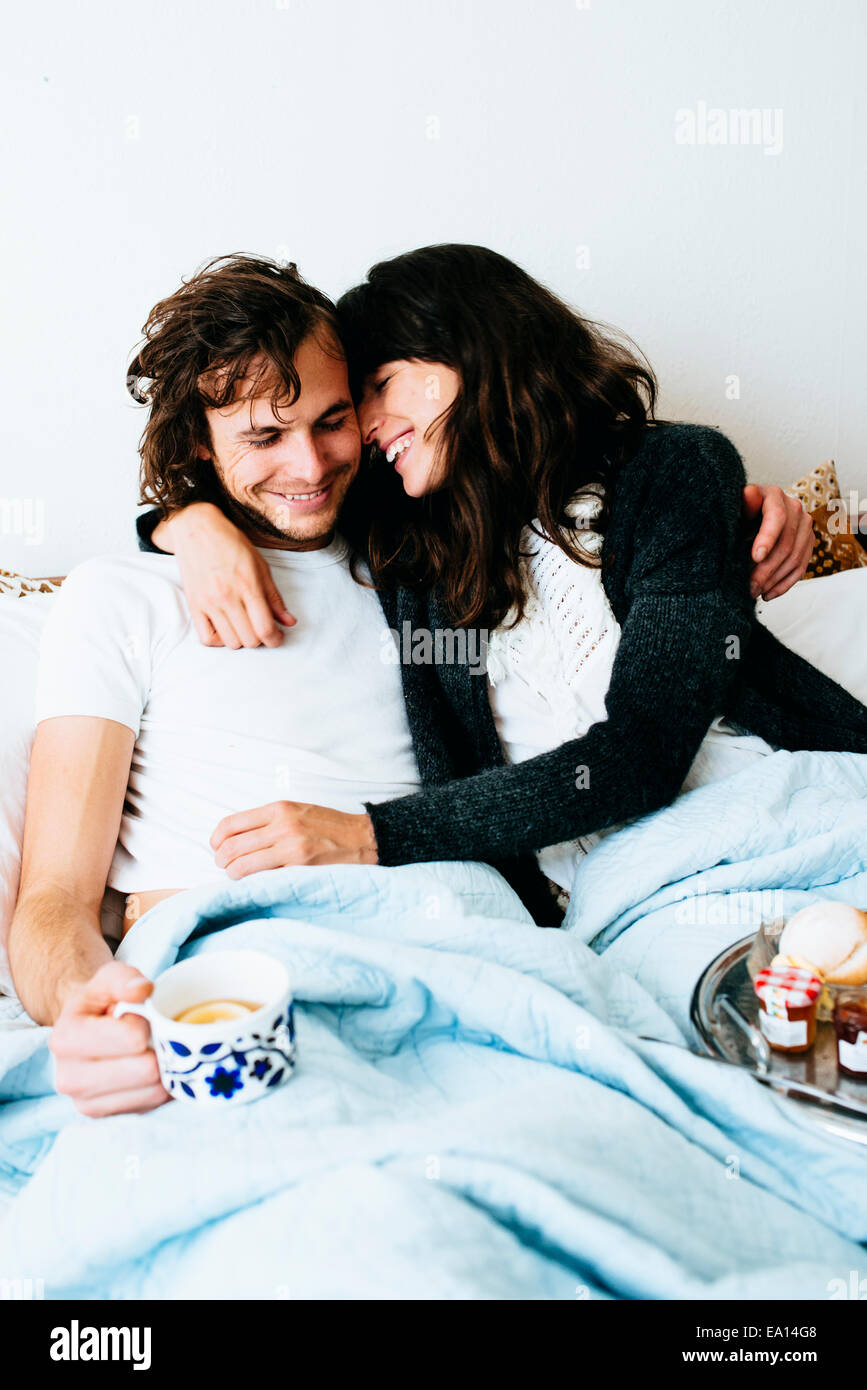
xmin=1 ymin=0 xmax=864 ymax=574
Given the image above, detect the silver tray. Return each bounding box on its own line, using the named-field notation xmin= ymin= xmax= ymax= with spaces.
xmin=690 ymin=934 xmax=867 ymax=1148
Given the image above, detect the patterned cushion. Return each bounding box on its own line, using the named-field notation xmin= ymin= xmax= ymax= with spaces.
xmin=0 ymin=569 xmax=63 ymax=599
xmin=784 ymin=462 xmax=867 ymax=578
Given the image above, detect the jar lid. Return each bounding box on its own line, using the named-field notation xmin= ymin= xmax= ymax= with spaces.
xmin=755 ymin=965 xmax=822 ymax=1008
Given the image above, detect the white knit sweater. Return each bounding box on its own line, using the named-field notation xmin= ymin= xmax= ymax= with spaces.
xmin=487 ymin=497 xmax=772 ymax=890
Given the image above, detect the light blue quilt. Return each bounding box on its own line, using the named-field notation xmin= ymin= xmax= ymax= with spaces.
xmin=1 ymin=750 xmax=866 ymax=1300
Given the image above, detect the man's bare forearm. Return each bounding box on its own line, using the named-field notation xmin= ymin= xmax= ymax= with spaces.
xmin=8 ymin=885 xmax=113 ymax=1025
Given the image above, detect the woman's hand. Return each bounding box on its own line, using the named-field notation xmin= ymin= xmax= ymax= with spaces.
xmin=153 ymin=503 xmax=296 ymax=648
xmin=742 ymin=484 xmax=814 ymax=600
xmin=210 ymin=801 xmax=379 ymax=876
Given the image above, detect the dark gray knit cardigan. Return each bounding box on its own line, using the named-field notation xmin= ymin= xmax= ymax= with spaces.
xmin=138 ymin=423 xmax=867 ymax=921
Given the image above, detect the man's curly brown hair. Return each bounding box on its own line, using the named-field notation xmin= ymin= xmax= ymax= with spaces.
xmin=127 ymin=254 xmax=339 ymax=512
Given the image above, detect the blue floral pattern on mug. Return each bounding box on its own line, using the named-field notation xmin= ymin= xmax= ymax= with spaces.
xmin=158 ymin=1003 xmax=296 ymax=1104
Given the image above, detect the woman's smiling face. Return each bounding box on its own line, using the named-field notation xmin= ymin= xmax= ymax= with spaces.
xmin=357 ymin=359 xmax=460 ymax=498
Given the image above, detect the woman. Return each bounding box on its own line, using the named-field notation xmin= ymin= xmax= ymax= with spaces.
xmin=137 ymin=246 xmax=864 ymax=917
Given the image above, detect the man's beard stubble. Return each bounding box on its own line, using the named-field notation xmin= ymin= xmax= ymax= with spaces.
xmin=224 ymin=490 xmax=306 ymax=545
xmin=216 ymin=473 xmax=348 ymax=550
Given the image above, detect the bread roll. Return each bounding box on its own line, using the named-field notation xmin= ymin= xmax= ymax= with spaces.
xmin=779 ymin=902 xmax=867 ymax=986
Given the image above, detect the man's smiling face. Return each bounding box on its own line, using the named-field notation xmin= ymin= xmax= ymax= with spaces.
xmin=199 ymin=332 xmax=362 ymax=549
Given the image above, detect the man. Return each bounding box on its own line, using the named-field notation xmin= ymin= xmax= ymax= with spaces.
xmin=9 ymin=254 xmax=810 ymax=1119
xmin=9 ymin=260 xmax=422 ymax=1117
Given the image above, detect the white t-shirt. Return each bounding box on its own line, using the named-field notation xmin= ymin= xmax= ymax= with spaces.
xmin=487 ymin=503 xmax=773 ymax=890
xmin=35 ymin=537 xmax=421 ymax=893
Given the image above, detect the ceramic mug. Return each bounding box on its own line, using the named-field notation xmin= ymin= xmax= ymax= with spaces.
xmin=112 ymin=949 xmax=296 ymax=1106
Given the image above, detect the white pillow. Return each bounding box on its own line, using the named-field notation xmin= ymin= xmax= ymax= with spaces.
xmin=0 ymin=592 xmax=129 ymax=1001
xmin=0 ymin=594 xmax=53 ymax=996
xmin=756 ymin=568 xmax=867 ymax=704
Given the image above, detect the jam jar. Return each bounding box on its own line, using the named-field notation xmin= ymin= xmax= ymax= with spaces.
xmin=834 ymin=986 xmax=867 ymax=1078
xmin=753 ymin=965 xmax=821 ymax=1053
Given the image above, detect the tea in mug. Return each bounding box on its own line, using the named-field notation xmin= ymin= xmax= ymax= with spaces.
xmin=173 ymin=999 xmax=262 ymax=1025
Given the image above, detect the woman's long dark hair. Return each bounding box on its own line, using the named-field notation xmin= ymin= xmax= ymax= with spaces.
xmin=338 ymin=244 xmax=658 ymax=629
